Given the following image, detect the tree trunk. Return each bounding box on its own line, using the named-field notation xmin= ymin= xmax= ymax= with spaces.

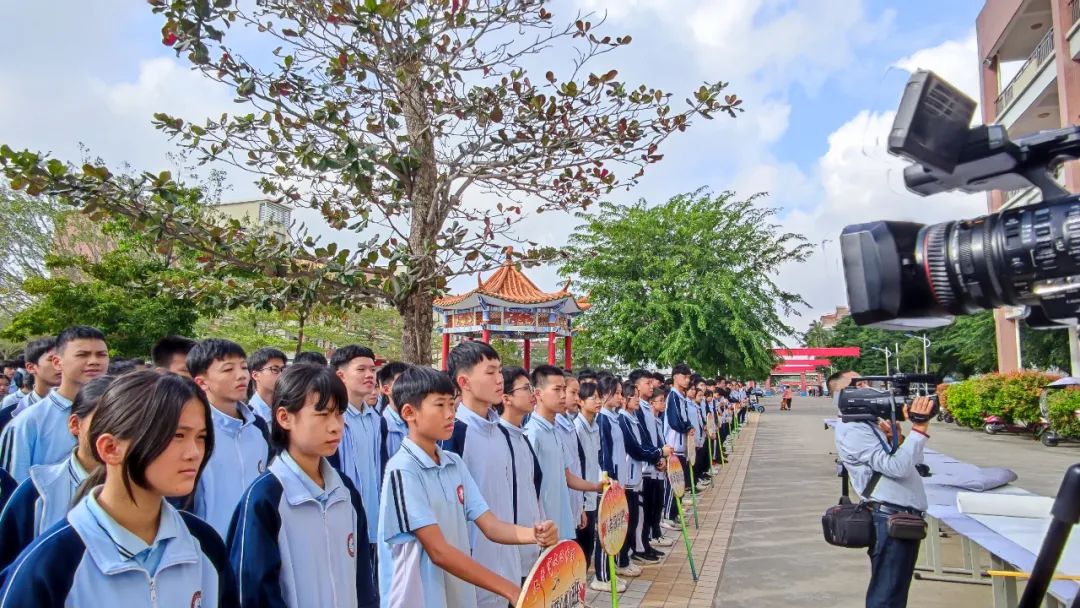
xmin=399 ymin=289 xmax=434 ymax=364
xmin=295 ymin=310 xmax=307 ymax=358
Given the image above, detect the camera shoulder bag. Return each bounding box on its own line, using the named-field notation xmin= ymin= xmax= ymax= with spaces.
xmin=821 ymin=465 xmax=881 ymax=548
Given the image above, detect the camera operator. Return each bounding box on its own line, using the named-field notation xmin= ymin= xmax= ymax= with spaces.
xmin=829 ymin=370 xmax=934 ymax=608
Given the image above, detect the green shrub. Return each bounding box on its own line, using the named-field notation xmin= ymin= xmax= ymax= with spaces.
xmin=993 ymin=371 xmax=1059 ymax=424
xmin=1046 ymin=388 xmax=1080 ymax=439
xmin=945 ymin=379 xmax=985 ymax=428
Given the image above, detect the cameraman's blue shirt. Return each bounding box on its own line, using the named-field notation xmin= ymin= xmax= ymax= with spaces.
xmin=834 ymin=421 xmax=928 ymax=511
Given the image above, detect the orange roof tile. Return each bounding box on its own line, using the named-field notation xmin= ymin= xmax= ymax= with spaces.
xmin=434 ymin=248 xmax=573 ymax=307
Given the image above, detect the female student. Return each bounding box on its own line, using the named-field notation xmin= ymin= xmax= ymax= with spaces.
xmin=0 ymin=375 xmax=113 ymax=573
xmin=227 ymin=363 xmax=378 ymax=608
xmin=0 ymin=370 xmax=237 ymax=607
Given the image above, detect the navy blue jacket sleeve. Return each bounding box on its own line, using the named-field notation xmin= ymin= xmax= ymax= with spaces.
xmin=665 ymin=392 xmax=692 ymax=433
xmin=0 ymin=406 xmax=15 ymax=439
xmin=0 ymin=480 xmax=39 ymax=576
xmin=597 ymin=416 xmax=617 ymax=481
xmin=0 ymin=523 xmax=84 ymax=608
xmin=440 ymin=420 xmax=468 ymax=456
xmin=619 ymin=416 xmax=662 ymax=465
xmin=181 ymin=512 xmax=239 ymax=608
xmin=339 ymin=475 xmax=379 ymax=608
xmin=226 ymin=474 xmax=287 ymax=608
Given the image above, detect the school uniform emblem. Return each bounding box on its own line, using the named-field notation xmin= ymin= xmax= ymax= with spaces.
xmin=456 ymin=484 xmax=464 ymax=505
xmin=190 ymin=591 xmax=202 ymax=608
xmin=347 ymin=532 xmax=356 ymax=557
xmin=257 ymin=459 xmax=266 ymax=473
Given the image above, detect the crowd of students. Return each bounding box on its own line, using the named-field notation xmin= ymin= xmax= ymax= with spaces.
xmin=0 ymin=326 xmax=756 ymax=607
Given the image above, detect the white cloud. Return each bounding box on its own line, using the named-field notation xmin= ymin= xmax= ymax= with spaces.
xmin=894 ymin=30 xmax=980 ymax=113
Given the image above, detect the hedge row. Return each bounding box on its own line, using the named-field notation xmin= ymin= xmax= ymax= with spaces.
xmin=941 ymin=371 xmax=1059 ymax=429
xmin=1046 ymin=388 xmax=1080 ymax=438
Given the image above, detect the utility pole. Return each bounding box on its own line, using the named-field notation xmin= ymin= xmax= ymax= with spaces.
xmin=871 ymin=346 xmax=892 ymax=375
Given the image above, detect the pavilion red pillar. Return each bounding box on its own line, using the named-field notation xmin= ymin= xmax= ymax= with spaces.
xmin=547 ymin=331 xmax=556 ymax=365
xmin=523 ymin=339 xmax=531 ymax=370
xmin=800 ymin=372 xmax=807 ymax=392
xmin=440 ymin=334 xmax=450 ymax=371
xmin=564 ymin=336 xmax=572 ymax=370
xmin=481 ymin=327 xmax=491 ymax=344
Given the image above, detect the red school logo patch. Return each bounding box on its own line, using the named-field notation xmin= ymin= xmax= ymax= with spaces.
xmin=456 ymin=484 xmax=464 ymax=505
xmin=190 ymin=591 xmax=202 ymax=608
xmin=346 ymin=532 xmax=356 ymax=558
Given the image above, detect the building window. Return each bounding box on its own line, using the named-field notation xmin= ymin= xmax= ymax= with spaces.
xmin=259 ymin=201 xmax=291 ymax=228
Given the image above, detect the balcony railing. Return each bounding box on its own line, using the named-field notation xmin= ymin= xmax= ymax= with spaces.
xmin=995 ymin=28 xmax=1056 ymax=117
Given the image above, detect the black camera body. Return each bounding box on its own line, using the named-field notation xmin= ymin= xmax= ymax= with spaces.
xmin=837 ymin=373 xmax=940 ymax=423
xmin=840 ymin=70 xmax=1080 ymax=331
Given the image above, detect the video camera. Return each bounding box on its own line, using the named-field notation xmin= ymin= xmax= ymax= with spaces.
xmin=840 ymin=70 xmax=1080 ymax=330
xmin=836 ymin=373 xmax=940 ymax=424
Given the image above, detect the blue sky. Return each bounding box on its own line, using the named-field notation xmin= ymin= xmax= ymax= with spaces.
xmin=0 ymin=1 xmax=991 ymax=338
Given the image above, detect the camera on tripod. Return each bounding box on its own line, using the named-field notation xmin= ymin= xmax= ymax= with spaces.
xmin=836 ymin=373 xmax=940 ymax=424
xmin=840 ymin=70 xmax=1080 ymax=331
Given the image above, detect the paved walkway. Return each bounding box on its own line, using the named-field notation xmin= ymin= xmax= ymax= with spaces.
xmin=583 ymin=415 xmax=758 ymax=607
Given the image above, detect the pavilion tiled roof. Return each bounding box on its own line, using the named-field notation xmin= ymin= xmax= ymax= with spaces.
xmin=434 ymin=249 xmax=572 ymax=307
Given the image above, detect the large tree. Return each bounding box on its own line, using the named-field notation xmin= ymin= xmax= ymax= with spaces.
xmin=1 ymin=0 xmax=742 ymax=364
xmin=560 ymin=189 xmax=810 ymax=378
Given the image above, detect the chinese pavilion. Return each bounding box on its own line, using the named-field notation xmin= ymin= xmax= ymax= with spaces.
xmin=433 ymin=249 xmax=589 ymax=370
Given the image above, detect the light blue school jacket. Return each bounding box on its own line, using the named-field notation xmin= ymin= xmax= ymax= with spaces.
xmin=0 ymin=493 xmax=237 ymax=607
xmin=226 ymin=453 xmax=378 ymax=608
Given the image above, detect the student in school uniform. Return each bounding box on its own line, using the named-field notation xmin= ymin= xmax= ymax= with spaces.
xmin=595 ymin=373 xmax=639 ymax=581
xmin=294 ymin=351 xmax=328 ymax=366
xmin=0 ymin=337 xmax=60 ymax=428
xmin=0 ymin=375 xmax=31 ymax=414
xmin=330 ymin=345 xmax=383 ymax=568
xmin=628 ymin=370 xmax=669 ymax=549
xmin=376 ymin=361 xmax=409 ymax=479
xmin=0 ymin=326 xmax=109 ymax=482
xmin=188 ymin=339 xmax=272 ymax=536
xmin=443 ymin=342 xmax=521 ymax=608
xmin=246 ymin=347 xmax=287 ymax=422
xmin=663 ymin=364 xmax=694 ymax=522
xmin=227 ymin=364 xmax=378 ymax=608
xmin=554 ymin=371 xmax=586 ymax=544
xmin=498 ymin=366 xmax=545 ymax=584
xmin=525 ymin=365 xmax=602 ymax=547
xmin=0 ymin=375 xmax=114 ymax=573
xmin=378 ymin=365 xmax=558 ymax=608
xmin=621 ymin=382 xmax=673 ymax=567
xmin=574 ymin=382 xmax=618 ymax=592
xmin=645 ymin=385 xmax=676 ymax=543
xmin=151 ymin=335 xmax=197 ymax=377
xmin=0 ymin=370 xmax=237 ymax=607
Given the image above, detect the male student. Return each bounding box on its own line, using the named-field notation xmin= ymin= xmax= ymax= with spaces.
xmin=0 ymin=374 xmax=30 ymax=412
xmin=555 ymin=372 xmax=586 ymax=540
xmin=499 ymin=366 xmax=545 ymax=584
xmin=331 ymin=344 xmax=383 ymax=561
xmin=443 ymin=342 xmax=522 ymax=608
xmin=377 ymin=361 xmax=410 ymax=475
xmin=621 ymin=387 xmax=671 ymax=564
xmin=6 ymin=337 xmax=62 ymax=421
xmin=295 ymin=351 xmax=328 ymax=366
xmin=378 ymin=365 xmax=557 ymax=607
xmin=525 ymin=365 xmax=603 ymax=546
xmin=188 ymin=338 xmax=272 ymax=535
xmin=629 ymin=369 xmax=674 ymax=549
xmin=664 ymin=364 xmax=694 ymax=522
xmin=248 ymin=346 xmax=288 ymax=421
xmin=0 ymin=326 xmax=108 ymax=482
xmin=151 ymin=334 xmax=197 ymax=377
xmin=573 ymin=380 xmax=605 ymax=589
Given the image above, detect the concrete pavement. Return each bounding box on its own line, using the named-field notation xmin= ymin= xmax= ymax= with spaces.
xmin=712 ymin=395 xmax=1077 ymax=607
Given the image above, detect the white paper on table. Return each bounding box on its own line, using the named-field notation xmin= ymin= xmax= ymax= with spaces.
xmin=968 ymin=514 xmax=1080 ymax=575
xmin=956 ymin=492 xmax=1055 ymax=519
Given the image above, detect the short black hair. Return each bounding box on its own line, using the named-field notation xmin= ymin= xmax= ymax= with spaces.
xmin=17 ymin=372 xmax=33 ymax=390
xmin=622 ymin=382 xmax=636 ymax=399
xmin=249 ymin=347 xmax=288 ymax=371
xmin=24 ymin=337 xmax=56 ymax=366
xmin=377 ymin=361 xmax=409 ymax=388
xmin=186 ymin=338 xmax=247 ymax=378
xmin=270 ymin=364 xmax=349 ymax=449
xmin=671 ymin=363 xmax=692 ymax=377
xmin=578 ymin=381 xmax=601 ymax=401
xmin=392 ymin=365 xmax=455 ymax=417
xmin=108 ymin=359 xmax=141 ymax=376
xmin=650 ymin=372 xmax=664 ymax=383
xmin=151 ymin=336 xmax=196 ymax=368
xmin=577 ymin=368 xmax=598 ymax=384
xmin=502 ymin=366 xmax=530 ymax=394
xmin=628 ymin=369 xmax=650 ymax=387
xmin=447 ymin=342 xmax=500 ymax=390
xmin=72 ymin=375 xmax=116 ymax=420
xmin=597 ymin=374 xmax=621 ymax=398
xmin=690 ymin=374 xmax=704 ymax=385
xmin=56 ymin=326 xmax=106 ymax=353
xmin=531 ymin=364 xmax=565 ymax=389
xmin=294 ymin=351 xmax=328 ymax=366
xmin=650 ymin=387 xmax=667 ymax=400
xmin=330 ymin=344 xmax=376 ymax=370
